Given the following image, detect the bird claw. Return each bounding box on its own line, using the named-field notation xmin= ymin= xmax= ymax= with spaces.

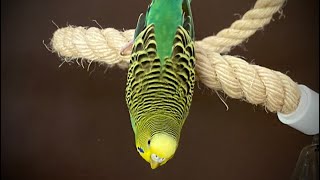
xmin=120 ymin=40 xmax=134 ymax=56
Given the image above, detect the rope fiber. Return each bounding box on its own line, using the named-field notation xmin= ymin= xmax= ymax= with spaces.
xmin=49 ymin=0 xmax=300 ymax=114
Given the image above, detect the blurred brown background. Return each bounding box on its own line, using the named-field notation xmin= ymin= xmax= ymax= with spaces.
xmin=1 ymin=0 xmax=319 ymax=179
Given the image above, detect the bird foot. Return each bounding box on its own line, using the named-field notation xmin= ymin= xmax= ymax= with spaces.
xmin=120 ymin=40 xmax=134 ymax=56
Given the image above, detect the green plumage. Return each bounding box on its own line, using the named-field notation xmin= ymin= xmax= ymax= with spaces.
xmin=146 ymin=1 xmax=182 ymax=61
xmin=126 ymin=0 xmax=195 ymax=148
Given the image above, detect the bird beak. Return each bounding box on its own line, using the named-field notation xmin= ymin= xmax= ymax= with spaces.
xmin=150 ymin=159 xmax=160 ymax=169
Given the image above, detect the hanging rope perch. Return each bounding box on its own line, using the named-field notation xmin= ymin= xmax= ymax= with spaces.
xmin=49 ymin=0 xmax=301 ymax=115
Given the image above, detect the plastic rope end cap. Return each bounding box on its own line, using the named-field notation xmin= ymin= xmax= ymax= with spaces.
xmin=277 ymin=85 xmax=319 ymax=135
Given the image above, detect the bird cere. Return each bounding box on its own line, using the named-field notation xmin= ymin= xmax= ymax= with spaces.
xmin=124 ymin=0 xmax=195 ymax=169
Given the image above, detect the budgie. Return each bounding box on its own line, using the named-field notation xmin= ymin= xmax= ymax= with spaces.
xmin=125 ymin=0 xmax=195 ymax=169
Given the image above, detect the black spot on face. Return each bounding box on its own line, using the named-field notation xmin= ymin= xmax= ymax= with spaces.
xmin=137 ymin=147 xmax=144 ymax=153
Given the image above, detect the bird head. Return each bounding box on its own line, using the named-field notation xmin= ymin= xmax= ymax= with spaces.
xmin=136 ymin=133 xmax=177 ymax=169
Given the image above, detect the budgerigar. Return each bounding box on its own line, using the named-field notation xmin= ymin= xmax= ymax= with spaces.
xmin=125 ymin=0 xmax=195 ymax=169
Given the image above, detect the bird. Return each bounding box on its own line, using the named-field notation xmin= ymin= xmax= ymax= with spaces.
xmin=124 ymin=0 xmax=195 ymax=169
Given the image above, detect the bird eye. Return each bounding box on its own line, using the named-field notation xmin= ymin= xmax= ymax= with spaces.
xmin=147 ymin=140 xmax=151 ymax=145
xmin=151 ymin=154 xmax=165 ymax=163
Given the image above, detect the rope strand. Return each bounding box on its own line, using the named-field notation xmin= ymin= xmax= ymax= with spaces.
xmin=197 ymin=0 xmax=285 ymax=54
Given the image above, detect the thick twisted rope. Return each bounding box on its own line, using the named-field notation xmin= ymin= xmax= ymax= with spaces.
xmin=198 ymin=0 xmax=286 ymax=54
xmin=50 ymin=0 xmax=300 ymax=114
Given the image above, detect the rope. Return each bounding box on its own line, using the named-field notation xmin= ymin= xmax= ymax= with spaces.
xmin=49 ymin=0 xmax=300 ymax=114
xmin=198 ymin=0 xmax=286 ymax=54
xmin=51 ymin=26 xmax=134 ymax=69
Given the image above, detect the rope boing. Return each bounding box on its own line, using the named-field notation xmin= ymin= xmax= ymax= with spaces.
xmin=50 ymin=0 xmax=300 ymax=114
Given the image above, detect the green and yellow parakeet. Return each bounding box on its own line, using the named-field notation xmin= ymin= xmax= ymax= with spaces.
xmin=125 ymin=0 xmax=195 ymax=169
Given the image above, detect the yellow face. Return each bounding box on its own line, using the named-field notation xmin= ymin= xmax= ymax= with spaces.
xmin=136 ymin=133 xmax=177 ymax=169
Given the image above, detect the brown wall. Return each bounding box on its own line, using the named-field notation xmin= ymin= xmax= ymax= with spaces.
xmin=1 ymin=0 xmax=319 ymax=179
